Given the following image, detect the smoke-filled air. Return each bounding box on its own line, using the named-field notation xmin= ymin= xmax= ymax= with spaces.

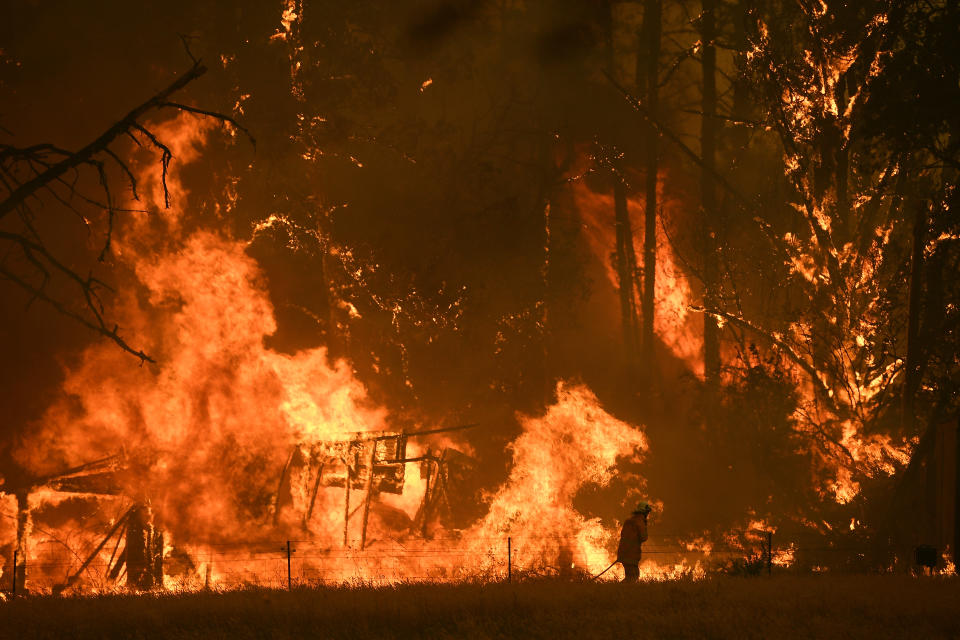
xmin=1 ymin=0 xmax=958 ymax=599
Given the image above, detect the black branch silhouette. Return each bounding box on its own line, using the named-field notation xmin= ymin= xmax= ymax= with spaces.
xmin=0 ymin=60 xmax=254 ymax=363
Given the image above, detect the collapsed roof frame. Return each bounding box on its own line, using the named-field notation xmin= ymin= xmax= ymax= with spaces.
xmin=274 ymin=423 xmax=477 ymax=549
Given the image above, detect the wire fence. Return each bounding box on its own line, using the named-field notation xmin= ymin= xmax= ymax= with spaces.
xmin=4 ymin=530 xmax=952 ymax=595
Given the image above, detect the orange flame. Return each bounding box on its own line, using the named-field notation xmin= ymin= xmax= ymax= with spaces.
xmin=5 ymin=117 xmax=665 ymax=591
xmin=571 ymin=181 xmax=701 ymax=374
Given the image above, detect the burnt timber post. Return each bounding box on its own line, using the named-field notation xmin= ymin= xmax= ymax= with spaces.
xmin=767 ymin=531 xmax=772 ymax=575
xmin=421 ymin=451 xmax=433 ymax=538
xmin=286 ymin=540 xmax=292 ymax=591
xmin=304 ymin=463 xmax=325 ymax=529
xmin=343 ymin=463 xmax=351 ymax=547
xmin=152 ymin=529 xmax=164 ymax=586
xmin=125 ymin=504 xmax=163 ymax=590
xmin=126 ymin=505 xmax=151 ymax=589
xmin=360 ymin=445 xmax=377 ymax=550
xmin=273 ymin=449 xmax=297 ymax=526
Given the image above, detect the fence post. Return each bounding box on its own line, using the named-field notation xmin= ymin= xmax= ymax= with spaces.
xmin=286 ymin=540 xmax=292 ymax=591
xmin=11 ymin=548 xmax=17 ymax=598
xmin=507 ymin=537 xmax=512 ymax=583
xmin=767 ymin=531 xmax=772 ymax=576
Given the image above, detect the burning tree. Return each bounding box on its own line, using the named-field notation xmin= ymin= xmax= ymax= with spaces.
xmin=689 ymin=0 xmax=960 ymax=548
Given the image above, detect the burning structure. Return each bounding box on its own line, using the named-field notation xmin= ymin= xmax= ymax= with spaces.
xmin=2 ymin=0 xmax=959 ymax=593
xmin=1 ymin=424 xmax=478 ymax=593
xmin=273 ymin=424 xmax=477 ymax=547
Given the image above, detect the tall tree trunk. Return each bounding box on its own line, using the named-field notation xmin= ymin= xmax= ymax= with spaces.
xmin=834 ymin=70 xmax=852 ymax=244
xmin=541 ymin=196 xmax=552 ymax=401
xmin=639 ymin=0 xmax=662 ymax=377
xmin=537 ymin=139 xmax=561 ymax=404
xmin=606 ymin=1 xmax=641 ymax=373
xmin=901 ymin=201 xmax=926 ymax=430
xmin=614 ymin=175 xmax=641 ymax=368
xmin=731 ymin=0 xmax=750 ymax=151
xmin=700 ymin=0 xmax=721 ymax=398
xmin=15 ymin=491 xmax=28 ymax=593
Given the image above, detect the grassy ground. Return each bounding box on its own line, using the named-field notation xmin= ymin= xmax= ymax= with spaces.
xmin=2 ymin=575 xmax=959 ymax=639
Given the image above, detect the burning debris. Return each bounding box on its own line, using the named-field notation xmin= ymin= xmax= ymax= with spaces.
xmin=274 ymin=424 xmax=477 ymax=548
xmin=0 ymin=382 xmax=651 ymax=591
xmin=0 ymin=452 xmax=164 ymax=594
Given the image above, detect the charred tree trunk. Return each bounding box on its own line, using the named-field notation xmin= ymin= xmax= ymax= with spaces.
xmin=639 ymin=0 xmax=662 ymax=377
xmin=921 ymin=219 xmax=946 ymax=390
xmin=731 ymin=0 xmax=751 ymax=151
xmin=14 ymin=491 xmax=28 ymax=593
xmin=901 ymin=201 xmax=926 ymax=430
xmin=540 ymin=196 xmax=553 ymax=402
xmin=835 ymin=74 xmax=851 ymax=244
xmin=319 ymin=238 xmax=336 ymax=354
xmin=700 ymin=0 xmax=721 ymax=405
xmin=614 ymin=175 xmax=641 ymax=370
xmin=605 ymin=1 xmax=641 ymax=374
xmin=534 ymin=134 xmax=564 ymax=405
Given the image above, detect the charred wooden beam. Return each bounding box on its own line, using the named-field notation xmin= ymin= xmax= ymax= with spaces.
xmin=343 ymin=463 xmax=352 ymax=548
xmin=359 ymin=446 xmax=377 ymax=550
xmin=353 ymin=423 xmax=477 ymax=442
xmin=106 ymin=519 xmax=128 ymax=582
xmin=36 ymin=454 xmax=122 ymax=485
xmin=420 ymin=451 xmax=435 ymax=538
xmin=272 ymin=448 xmax=298 ymax=526
xmin=57 ymin=506 xmax=133 ymax=594
xmin=303 ymin=463 xmax=325 ymax=529
xmin=47 ymin=471 xmax=123 ymax=495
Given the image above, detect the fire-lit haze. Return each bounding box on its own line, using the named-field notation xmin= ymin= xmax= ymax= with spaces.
xmin=1 ymin=0 xmax=957 ymax=594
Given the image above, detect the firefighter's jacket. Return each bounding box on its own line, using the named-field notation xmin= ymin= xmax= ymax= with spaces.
xmin=616 ymin=513 xmax=648 ymax=564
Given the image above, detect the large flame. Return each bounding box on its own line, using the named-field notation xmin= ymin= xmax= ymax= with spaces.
xmin=2 ymin=116 xmax=664 ymax=592
xmin=465 ymin=382 xmax=647 ymax=577
xmin=571 ymin=181 xmax=701 ymax=373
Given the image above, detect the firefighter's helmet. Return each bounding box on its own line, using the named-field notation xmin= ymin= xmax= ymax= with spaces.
xmin=633 ymin=500 xmax=652 ymax=514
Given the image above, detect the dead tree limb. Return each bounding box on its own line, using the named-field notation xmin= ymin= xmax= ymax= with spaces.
xmin=0 ymin=260 xmax=154 ymax=362
xmin=0 ymin=59 xmax=253 ymax=362
xmin=0 ymin=61 xmax=207 ymax=220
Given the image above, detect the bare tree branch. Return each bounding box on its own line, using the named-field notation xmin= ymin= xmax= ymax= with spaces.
xmin=0 ymin=263 xmax=153 ymax=363
xmin=689 ymin=304 xmax=837 ymax=411
xmin=0 ymin=59 xmax=252 ymax=362
xmin=159 ymin=102 xmax=256 ymax=147
xmin=0 ymin=61 xmax=208 ymax=220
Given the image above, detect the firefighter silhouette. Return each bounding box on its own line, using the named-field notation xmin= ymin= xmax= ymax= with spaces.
xmin=617 ymin=500 xmax=651 ymax=582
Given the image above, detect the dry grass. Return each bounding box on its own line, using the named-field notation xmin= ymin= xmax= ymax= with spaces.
xmin=2 ymin=575 xmax=959 ymax=639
